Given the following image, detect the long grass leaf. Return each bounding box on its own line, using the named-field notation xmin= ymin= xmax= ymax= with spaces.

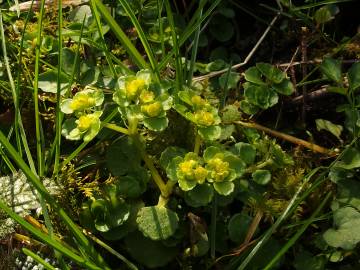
xmin=117 ymin=0 xmax=159 ymax=79
xmin=236 ymin=167 xmax=326 ymax=270
xmin=0 ymin=130 xmax=110 ymax=269
xmin=263 ymin=192 xmax=332 ymax=270
xmin=94 ymin=1 xmax=147 ymax=69
xmin=0 ymin=199 xmax=102 ymax=270
xmin=22 ymin=248 xmax=57 ymax=270
xmin=89 ymin=0 xmax=117 ymax=77
xmin=164 ymin=0 xmax=182 ymax=90
xmin=159 ymin=0 xmax=221 ymax=70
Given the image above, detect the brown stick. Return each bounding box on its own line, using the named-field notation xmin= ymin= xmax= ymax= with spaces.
xmin=234 ymin=120 xmax=337 ymax=156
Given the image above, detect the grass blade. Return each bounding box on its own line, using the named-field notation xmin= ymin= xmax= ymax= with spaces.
xmin=22 ymin=248 xmax=57 ymax=270
xmin=0 ymin=199 xmax=103 ymax=270
xmin=117 ymin=0 xmax=160 ymax=79
xmin=0 ymin=130 xmax=110 ymax=269
xmin=164 ymin=0 xmax=183 ymax=90
xmin=94 ymin=1 xmax=147 ymax=69
xmin=263 ymin=192 xmax=332 ymax=270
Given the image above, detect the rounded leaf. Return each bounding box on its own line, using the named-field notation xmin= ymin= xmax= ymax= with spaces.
xmin=137 ymin=206 xmax=179 ymax=240
xmin=184 ymin=184 xmax=214 ymax=207
xmin=213 ymin=181 xmax=234 ymax=196
xmin=252 ymin=170 xmax=271 ymax=185
xmin=234 ymin=142 xmax=256 ymax=164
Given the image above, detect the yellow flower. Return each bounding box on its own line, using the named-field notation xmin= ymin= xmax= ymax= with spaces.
xmin=77 ymin=114 xmax=95 ymax=131
xmin=139 ymin=90 xmax=155 ymax=103
xmin=70 ymin=95 xmax=96 ymax=111
xmin=194 ymin=110 xmax=215 ymax=126
xmin=179 ymin=159 xmax=197 ymax=178
xmin=191 ymin=95 xmax=207 ymax=107
xmin=126 ymin=78 xmax=145 ymax=99
xmin=208 ymin=157 xmax=230 ymax=182
xmin=141 ymin=101 xmax=162 ymax=117
xmin=194 ymin=166 xmax=208 ymax=184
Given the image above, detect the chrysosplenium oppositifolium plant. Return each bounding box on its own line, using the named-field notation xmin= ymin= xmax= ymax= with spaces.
xmin=56 ymin=58 xmax=295 ymax=267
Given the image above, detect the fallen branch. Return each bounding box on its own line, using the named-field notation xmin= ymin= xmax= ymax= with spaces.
xmin=192 ymin=13 xmax=280 ymax=82
xmin=234 ymin=120 xmax=337 ymax=156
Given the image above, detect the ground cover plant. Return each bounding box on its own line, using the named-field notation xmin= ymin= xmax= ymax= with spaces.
xmin=0 ymin=0 xmax=359 ymax=269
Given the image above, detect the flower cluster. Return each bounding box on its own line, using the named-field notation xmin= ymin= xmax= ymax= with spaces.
xmin=167 ymin=147 xmax=245 ymax=195
xmin=60 ymin=86 xmax=104 ymax=142
xmin=175 ymin=90 xmax=221 ymax=140
xmin=113 ymin=70 xmax=172 ymax=131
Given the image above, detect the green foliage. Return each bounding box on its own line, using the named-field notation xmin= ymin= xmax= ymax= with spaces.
xmin=136 ymin=206 xmax=179 ymax=240
xmin=241 ymin=63 xmax=294 ymax=114
xmin=323 ymin=206 xmax=360 ymax=250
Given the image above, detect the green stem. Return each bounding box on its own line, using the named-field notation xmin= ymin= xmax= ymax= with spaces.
xmin=194 ymin=133 xmax=202 ymax=155
xmin=263 ymin=192 xmax=332 ymax=270
xmin=103 ymin=123 xmax=129 ymax=135
xmin=133 ymin=134 xmax=169 ymax=197
xmin=210 ymin=194 xmax=218 ymax=259
xmin=33 ymin=0 xmax=46 ymax=176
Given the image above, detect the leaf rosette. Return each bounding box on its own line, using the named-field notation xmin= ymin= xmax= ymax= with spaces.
xmin=175 ymin=89 xmax=221 ymax=140
xmin=62 ymin=111 xmax=102 ymax=142
xmin=113 ymin=70 xmax=172 ymax=131
xmin=240 ymin=63 xmax=294 ymax=114
xmin=203 ymin=146 xmax=245 ymax=195
xmin=60 ymin=86 xmax=104 ymax=141
xmin=60 ymin=86 xmax=104 ymax=114
xmin=166 ymin=146 xmax=245 ymax=196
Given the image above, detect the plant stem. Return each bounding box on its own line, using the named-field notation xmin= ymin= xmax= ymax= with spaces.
xmin=234 ymin=120 xmax=337 ymax=156
xmin=210 ymin=194 xmax=218 ymax=259
xmin=133 ymin=134 xmax=169 ymax=197
xmin=194 ymin=133 xmax=202 ymax=155
xmin=106 ymin=119 xmax=171 ymax=198
xmin=103 ymin=123 xmax=129 ymax=135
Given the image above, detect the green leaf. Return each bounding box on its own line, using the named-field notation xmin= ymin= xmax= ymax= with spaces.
xmin=337 ymin=179 xmax=360 ymax=211
xmin=160 ymin=147 xmax=186 ymax=170
xmin=38 ymin=70 xmax=69 ymax=94
xmin=348 ymin=62 xmax=360 ymax=91
xmin=255 ymin=86 xmax=279 ymax=109
xmin=314 ymin=5 xmax=338 ymax=24
xmin=213 ymin=181 xmax=234 ymax=196
xmin=166 ymin=156 xmax=182 ymax=182
xmin=244 ymin=66 xmax=265 ymax=85
xmin=178 ymin=176 xmax=198 ymax=191
xmin=101 ymin=200 xmax=143 ymax=241
xmin=137 ymin=206 xmax=179 ymax=240
xmin=106 ymin=137 xmax=142 ymax=176
xmin=221 ymin=105 xmax=241 ymax=122
xmin=219 ymin=72 xmax=240 ymax=89
xmin=143 ymin=117 xmax=168 ymax=131
xmin=61 ymin=48 xmax=76 ymax=75
xmin=294 ymin=250 xmax=326 ymax=270
xmin=203 ymin=146 xmax=222 ymax=161
xmin=115 ymin=171 xmax=148 ymax=199
xmin=329 ymin=167 xmax=354 ymax=184
xmin=326 ymin=86 xmax=347 ymax=95
xmin=184 ymin=184 xmax=214 ymax=207
xmin=323 ymin=207 xmax=360 ymax=250
xmin=320 ymin=57 xmax=342 ymax=82
xmin=206 ymin=59 xmax=226 ymax=72
xmin=335 ymin=147 xmax=360 ymax=170
xmin=234 ymin=142 xmax=256 ymax=165
xmin=125 ymin=231 xmax=178 ymax=268
xmin=256 ymin=63 xmax=285 ymax=83
xmin=239 ymin=100 xmax=259 ymax=115
xmin=198 ymin=126 xmax=221 ymax=141
xmin=272 ymin=78 xmax=294 ymax=95
xmin=209 ymin=16 xmax=234 ymax=42
xmin=252 ymin=170 xmax=271 ymax=185
xmin=315 ymin=119 xmax=343 ymax=140
xmin=228 ymin=213 xmax=253 ymax=243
